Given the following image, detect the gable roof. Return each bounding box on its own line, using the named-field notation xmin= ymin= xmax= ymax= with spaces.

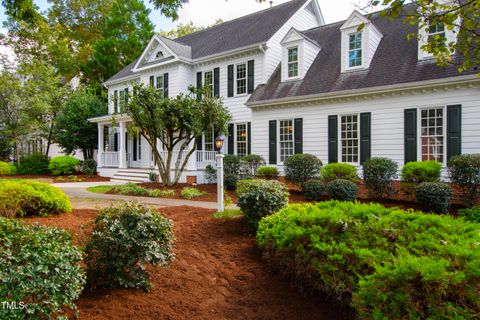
xmin=248 ymin=4 xmax=479 ymax=106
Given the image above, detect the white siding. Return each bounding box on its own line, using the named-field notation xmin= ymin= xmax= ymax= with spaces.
xmin=251 ymin=88 xmax=480 ymax=175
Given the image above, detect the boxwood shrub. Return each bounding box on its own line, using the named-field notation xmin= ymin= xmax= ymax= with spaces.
xmin=240 ymin=154 xmax=266 ymax=176
xmin=16 ymin=153 xmax=50 ymax=175
xmin=85 ymin=201 xmax=174 ymax=290
xmin=320 ymin=163 xmax=358 ymax=184
xmin=257 ymin=201 xmax=480 ymax=319
xmin=81 ymin=159 xmax=97 ymax=176
xmin=302 ymin=179 xmax=324 ymax=201
xmin=256 ymin=166 xmax=279 ymax=180
xmin=0 ymin=161 xmax=16 ymax=175
xmin=49 ymin=155 xmax=80 ymax=175
xmin=284 ymin=153 xmax=322 ymax=186
xmin=327 ymin=179 xmax=357 ymax=201
xmin=237 ymin=179 xmax=289 ymax=229
xmin=224 ymin=173 xmax=239 ymax=191
xmin=0 ymin=180 xmax=72 ymax=217
xmin=401 ymin=160 xmax=442 ymax=184
xmin=416 ymin=182 xmax=453 ymax=214
xmin=448 ymin=154 xmax=480 ymax=207
xmin=362 ymin=157 xmax=398 ymax=198
xmin=0 ymin=218 xmax=85 ymax=319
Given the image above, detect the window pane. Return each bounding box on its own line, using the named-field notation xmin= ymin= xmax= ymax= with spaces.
xmin=236 ymin=64 xmax=246 ymax=95
xmin=288 ymin=47 xmax=298 ymax=62
xmin=420 ymin=107 xmax=444 ymax=163
xmin=340 ymin=114 xmax=359 ymax=163
xmin=279 ymin=120 xmax=294 ymax=162
xmin=205 ymin=129 xmax=214 ymax=151
xmin=204 ymin=71 xmax=213 ymax=97
xmin=236 ymin=124 xmax=247 ymax=156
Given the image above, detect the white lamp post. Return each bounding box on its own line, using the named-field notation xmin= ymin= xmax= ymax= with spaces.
xmin=214 ymin=134 xmax=225 ymax=212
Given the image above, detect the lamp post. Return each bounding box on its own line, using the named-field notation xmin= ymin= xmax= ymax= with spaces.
xmin=214 ymin=134 xmax=225 ymax=212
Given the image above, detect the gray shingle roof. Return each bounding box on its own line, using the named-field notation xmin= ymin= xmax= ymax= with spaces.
xmin=106 ymin=58 xmax=139 ymax=83
xmin=248 ymin=5 xmax=479 ymax=104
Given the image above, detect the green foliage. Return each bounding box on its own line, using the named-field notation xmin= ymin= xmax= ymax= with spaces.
xmin=224 ymin=155 xmax=242 ymax=175
xmin=302 ymin=179 xmax=324 ymax=201
xmin=256 ymin=166 xmax=279 ymax=180
xmin=16 ymin=153 xmax=50 ymax=175
xmin=416 ymin=182 xmax=453 ymax=214
xmin=458 ymin=206 xmax=480 ymax=223
xmin=205 ymin=164 xmax=217 ymax=183
xmin=81 ymin=159 xmax=97 ymax=176
xmin=181 ymin=187 xmax=206 ymax=199
xmin=159 ymin=19 xmax=223 ymax=38
xmin=224 ymin=173 xmax=239 ymax=191
xmin=0 ymin=218 xmax=85 ymax=319
xmin=401 ymin=160 xmax=442 ymax=184
xmin=85 ymin=201 xmax=174 ymax=290
xmin=112 ymin=183 xmax=149 ymax=196
xmin=0 ymin=180 xmax=72 ymax=217
xmin=327 ymin=179 xmax=357 ymax=201
xmin=0 ymin=161 xmax=16 ymax=175
xmin=213 ymin=209 xmax=243 ymax=219
xmin=53 ymin=90 xmax=107 ymax=159
xmin=320 ymin=162 xmax=358 ymax=184
xmin=48 ymin=155 xmax=80 ymax=175
xmin=87 ymin=185 xmax=113 ymax=194
xmin=240 ymin=154 xmax=266 ymax=176
xmin=284 ymin=153 xmax=322 ymax=185
xmin=237 ymin=179 xmax=289 ymax=229
xmin=448 ymin=154 xmax=480 ymax=207
xmin=148 ymin=189 xmax=175 ymax=197
xmin=148 ymin=171 xmax=158 ymax=182
xmin=257 ymin=201 xmax=480 ymax=319
xmin=362 ymin=157 xmax=398 ymax=198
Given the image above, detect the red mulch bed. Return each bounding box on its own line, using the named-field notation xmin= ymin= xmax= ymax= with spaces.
xmin=0 ymin=174 xmax=110 ymax=182
xmin=23 ymin=207 xmax=348 ymax=320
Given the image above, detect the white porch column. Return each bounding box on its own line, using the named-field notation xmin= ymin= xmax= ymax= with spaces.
xmin=97 ymin=123 xmax=104 ymax=168
xmin=119 ymin=121 xmax=127 ymax=169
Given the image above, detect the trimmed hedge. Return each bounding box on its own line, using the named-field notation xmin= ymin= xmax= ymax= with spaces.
xmin=224 ymin=173 xmax=239 ymax=191
xmin=284 ymin=154 xmax=322 ymax=185
xmin=257 ymin=201 xmax=480 ymax=319
xmin=85 ymin=201 xmax=174 ymax=290
xmin=320 ymin=163 xmax=358 ymax=184
xmin=448 ymin=154 xmax=480 ymax=207
xmin=327 ymin=179 xmax=357 ymax=201
xmin=237 ymin=179 xmax=289 ymax=229
xmin=401 ymin=160 xmax=442 ymax=184
xmin=49 ymin=156 xmax=80 ymax=175
xmin=16 ymin=153 xmax=50 ymax=175
xmin=0 ymin=218 xmax=85 ymax=319
xmin=0 ymin=180 xmax=72 ymax=217
xmin=0 ymin=161 xmax=16 ymax=175
xmin=416 ymin=182 xmax=452 ymax=214
xmin=256 ymin=166 xmax=279 ymax=180
xmin=302 ymin=179 xmax=324 ymax=201
xmin=240 ymin=154 xmax=266 ymax=176
xmin=362 ymin=157 xmax=398 ymax=198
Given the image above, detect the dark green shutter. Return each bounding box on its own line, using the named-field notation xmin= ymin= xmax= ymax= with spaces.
xmin=113 ymin=90 xmax=118 ymax=112
xmin=404 ymin=108 xmax=417 ymax=163
xmin=228 ymin=123 xmax=234 ymax=155
xmin=447 ymin=104 xmax=462 ymax=161
xmin=196 ymin=72 xmax=202 ymax=100
xmin=247 ymin=122 xmax=251 ymax=155
xmin=149 ymin=76 xmax=154 ymax=87
xmin=227 ymin=65 xmax=234 ymax=97
xmin=213 ymin=67 xmax=220 ymax=98
xmin=360 ymin=112 xmax=371 ymax=164
xmin=114 ymin=133 xmax=119 ymax=152
xmin=269 ymin=120 xmax=277 ymax=164
xmin=247 ymin=60 xmax=255 ymax=94
xmin=294 ymin=118 xmax=303 ymax=154
xmin=328 ymin=115 xmax=338 ymax=163
xmin=196 ymin=135 xmax=203 ymax=151
xmin=124 ymin=88 xmax=129 ymax=104
xmin=163 ymin=73 xmax=169 ymax=98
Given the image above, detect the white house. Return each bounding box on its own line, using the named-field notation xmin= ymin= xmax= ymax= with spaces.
xmin=90 ymin=0 xmax=480 ymax=183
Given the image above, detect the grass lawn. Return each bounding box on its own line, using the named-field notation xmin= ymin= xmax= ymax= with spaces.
xmin=86 ymin=185 xmax=113 ymax=194
xmin=213 ymin=209 xmax=243 ymax=219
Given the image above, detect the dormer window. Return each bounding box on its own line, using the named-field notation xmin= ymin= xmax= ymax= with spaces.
xmin=287 ymin=47 xmax=299 ymax=78
xmin=348 ymin=32 xmax=362 ymax=67
xmin=428 ymin=22 xmax=446 ymax=46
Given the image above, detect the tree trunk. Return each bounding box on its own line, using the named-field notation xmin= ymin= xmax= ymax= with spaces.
xmin=45 ymin=122 xmax=55 ymax=157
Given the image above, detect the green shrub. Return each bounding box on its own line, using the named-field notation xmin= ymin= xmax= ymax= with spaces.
xmin=224 ymin=173 xmax=239 ymax=191
xmin=85 ymin=201 xmax=174 ymax=290
xmin=320 ymin=163 xmax=358 ymax=184
xmin=112 ymin=183 xmax=149 ymax=196
xmin=48 ymin=156 xmax=80 ymax=175
xmin=16 ymin=153 xmax=50 ymax=175
xmin=205 ymin=164 xmax=217 ymax=183
xmin=148 ymin=189 xmax=175 ymax=197
xmin=81 ymin=159 xmax=97 ymax=176
xmin=0 ymin=161 xmax=16 ymax=175
xmin=237 ymin=179 xmax=289 ymax=229
xmin=257 ymin=201 xmax=480 ymax=319
xmin=240 ymin=154 xmax=266 ymax=176
xmin=401 ymin=160 xmax=442 ymax=184
xmin=458 ymin=206 xmax=480 ymax=223
xmin=302 ymin=179 xmax=324 ymax=201
xmin=0 ymin=180 xmax=72 ymax=217
xmin=448 ymin=154 xmax=480 ymax=207
xmin=362 ymin=157 xmax=398 ymax=198
xmin=181 ymin=187 xmax=206 ymax=199
xmin=327 ymin=179 xmax=357 ymax=201
xmin=256 ymin=166 xmax=279 ymax=179
xmin=0 ymin=218 xmax=85 ymax=319
xmin=224 ymin=155 xmax=242 ymax=175
xmin=416 ymin=182 xmax=452 ymax=214
xmin=284 ymin=153 xmax=322 ymax=185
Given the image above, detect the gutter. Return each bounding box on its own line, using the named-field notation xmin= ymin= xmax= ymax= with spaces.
xmin=247 ymin=74 xmax=480 ymax=108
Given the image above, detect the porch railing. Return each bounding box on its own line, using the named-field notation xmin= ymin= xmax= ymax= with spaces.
xmin=196 ymin=151 xmax=217 ymax=169
xmin=100 ymin=152 xmax=119 ymax=167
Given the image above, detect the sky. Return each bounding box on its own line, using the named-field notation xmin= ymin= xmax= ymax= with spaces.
xmin=0 ymin=0 xmax=376 ymax=64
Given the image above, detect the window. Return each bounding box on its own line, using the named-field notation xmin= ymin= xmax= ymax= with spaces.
xmin=204 ymin=71 xmax=213 ymax=97
xmin=341 ymin=114 xmax=359 ymax=163
xmin=427 ymin=22 xmax=446 ymax=47
xmin=113 ymin=90 xmax=118 ymax=113
xmin=156 ymin=75 xmax=164 ymax=98
xmin=279 ymin=119 xmax=294 ymax=162
xmin=348 ymin=32 xmax=362 ymax=67
xmin=119 ymin=90 xmax=125 ymax=111
xmin=420 ymin=107 xmax=444 ymax=163
xmin=287 ymin=47 xmax=299 ymax=78
xmin=236 ymin=63 xmax=247 ymax=95
xmin=156 ymin=51 xmax=164 ymax=59
xmin=236 ymin=123 xmax=247 ymax=156
xmin=204 ymin=129 xmax=214 ymax=152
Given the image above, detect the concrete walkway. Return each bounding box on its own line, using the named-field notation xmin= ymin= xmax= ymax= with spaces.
xmin=53 ymin=181 xmax=225 ymax=209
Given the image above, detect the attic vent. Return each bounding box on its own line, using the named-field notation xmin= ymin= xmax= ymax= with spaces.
xmin=156 ymin=51 xmax=164 ymax=59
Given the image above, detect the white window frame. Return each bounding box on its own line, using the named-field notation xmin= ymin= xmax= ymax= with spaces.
xmin=417 ymin=106 xmax=446 ymax=166
xmin=235 ymin=62 xmax=247 ymax=96
xmin=338 ymin=113 xmax=360 ymax=164
xmin=287 ymin=46 xmax=299 ymax=79
xmin=427 ymin=22 xmax=446 ymax=47
xmin=155 ymin=75 xmax=165 ymax=98
xmin=203 ymin=70 xmax=213 ymax=97
xmin=278 ymin=119 xmax=294 ymax=164
xmin=204 ymin=128 xmax=215 ymax=152
xmin=235 ymin=123 xmax=248 ymax=157
xmin=348 ymin=32 xmax=363 ymax=69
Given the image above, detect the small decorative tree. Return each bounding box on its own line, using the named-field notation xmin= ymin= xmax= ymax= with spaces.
xmin=126 ymin=85 xmax=230 ymax=186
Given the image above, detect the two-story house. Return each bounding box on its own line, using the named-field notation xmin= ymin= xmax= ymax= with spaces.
xmin=90 ymin=0 xmax=480 ymax=183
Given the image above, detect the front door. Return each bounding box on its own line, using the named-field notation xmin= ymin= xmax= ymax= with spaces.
xmin=130 ymin=133 xmax=142 ymax=168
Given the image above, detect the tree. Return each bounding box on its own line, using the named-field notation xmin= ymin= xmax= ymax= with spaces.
xmin=126 ymin=85 xmax=231 ymax=186
xmin=53 ymin=90 xmax=107 ymax=159
xmin=159 ymin=19 xmax=224 ymax=38
xmin=366 ymin=0 xmax=480 ymax=75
